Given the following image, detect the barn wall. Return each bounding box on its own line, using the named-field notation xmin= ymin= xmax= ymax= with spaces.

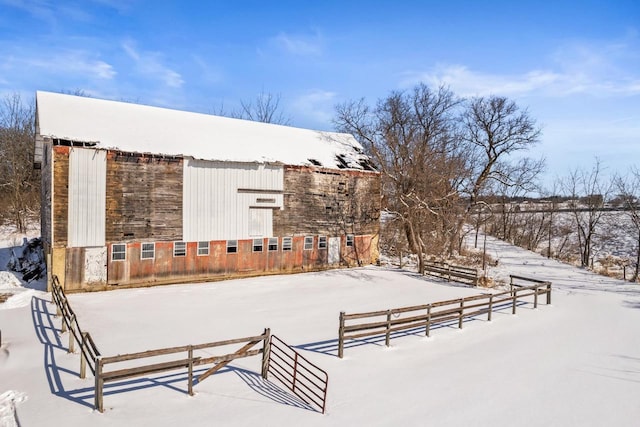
xmin=105 ymin=153 xmax=183 ymax=242
xmin=273 ymin=165 xmax=381 ymax=237
xmin=183 ymin=159 xmax=283 ymax=241
xmin=49 ymin=146 xmax=380 ymax=291
xmin=99 ymin=234 xmax=375 ymax=289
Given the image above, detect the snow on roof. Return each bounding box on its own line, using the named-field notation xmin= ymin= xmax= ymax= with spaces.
xmin=35 ymin=91 xmax=375 ymax=170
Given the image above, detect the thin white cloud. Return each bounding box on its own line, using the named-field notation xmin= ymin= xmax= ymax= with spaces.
xmin=191 ymin=55 xmax=224 ymax=84
xmin=122 ymin=40 xmax=184 ymax=88
xmin=3 ymin=49 xmax=116 ymax=80
xmin=269 ymin=31 xmax=323 ymax=56
xmin=292 ymin=89 xmax=337 ymax=125
xmin=403 ymin=65 xmax=562 ymax=97
xmin=403 ymin=37 xmax=640 ymax=98
xmin=0 ymin=0 xmax=94 ymax=26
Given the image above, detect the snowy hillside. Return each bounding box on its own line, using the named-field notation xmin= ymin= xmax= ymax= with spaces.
xmin=1 ymin=231 xmax=639 ymax=426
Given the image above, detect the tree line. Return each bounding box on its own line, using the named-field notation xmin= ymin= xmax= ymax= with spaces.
xmin=479 ymin=159 xmax=640 ymax=281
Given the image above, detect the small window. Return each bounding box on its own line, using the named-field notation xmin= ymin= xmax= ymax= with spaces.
xmin=304 ymin=236 xmax=314 ymax=250
xmin=227 ymin=240 xmax=238 ymax=254
xmin=141 ymin=242 xmax=155 ymax=259
xmin=318 ymin=236 xmax=327 ymax=249
xmin=112 ymin=244 xmax=126 ymax=261
xmin=268 ymin=237 xmax=278 ymax=251
xmin=282 ymin=237 xmax=293 ymax=251
xmin=174 ymin=241 xmax=186 ymax=257
xmin=346 ymin=234 xmax=354 ymax=247
xmin=253 ymin=238 xmax=264 ymax=252
xmin=197 ymin=241 xmax=209 ymax=256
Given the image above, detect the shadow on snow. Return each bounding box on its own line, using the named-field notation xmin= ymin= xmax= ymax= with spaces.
xmin=30 ymin=296 xmax=314 ymax=412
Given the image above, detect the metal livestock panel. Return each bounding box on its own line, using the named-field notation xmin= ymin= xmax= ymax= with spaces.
xmin=183 ymin=159 xmax=283 ymax=241
xmin=67 ymin=148 xmax=106 ymax=247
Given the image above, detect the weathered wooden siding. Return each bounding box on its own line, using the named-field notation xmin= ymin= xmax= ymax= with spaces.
xmin=183 ymin=159 xmax=284 ymax=241
xmin=52 ymin=146 xmax=70 ymax=247
xmin=105 ymin=153 xmax=183 ymax=242
xmin=40 ymin=140 xmax=52 ymax=249
xmin=273 ymin=165 xmax=381 ymax=237
xmin=68 ymin=147 xmax=106 ymax=247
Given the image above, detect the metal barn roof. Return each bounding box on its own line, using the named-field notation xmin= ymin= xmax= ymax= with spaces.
xmin=35 ymin=91 xmax=374 ymax=171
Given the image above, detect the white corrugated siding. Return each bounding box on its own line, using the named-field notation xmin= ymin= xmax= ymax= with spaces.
xmin=68 ymin=148 xmax=106 ymax=247
xmin=183 ymin=159 xmax=283 ymax=241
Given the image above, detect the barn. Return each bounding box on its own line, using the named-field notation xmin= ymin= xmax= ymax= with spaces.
xmin=34 ymin=91 xmax=381 ymax=292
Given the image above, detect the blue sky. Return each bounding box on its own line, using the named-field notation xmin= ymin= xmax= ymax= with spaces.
xmin=1 ymin=0 xmax=638 ymax=188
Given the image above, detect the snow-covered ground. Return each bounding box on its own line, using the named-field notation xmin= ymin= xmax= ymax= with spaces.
xmin=1 ymin=230 xmax=639 ymax=426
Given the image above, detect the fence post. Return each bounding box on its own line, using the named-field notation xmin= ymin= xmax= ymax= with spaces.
xmin=447 ymin=263 xmax=452 ymax=282
xmin=458 ymin=299 xmax=464 ymax=329
xmin=80 ymin=333 xmax=87 ymax=379
xmin=512 ymin=288 xmax=517 ymax=315
xmin=534 ymin=285 xmax=539 ymax=309
xmin=425 ymin=305 xmax=431 ymax=337
xmin=261 ymin=328 xmax=271 ymax=379
xmin=546 ymin=282 xmax=552 ymax=304
xmin=385 ymin=310 xmax=392 ymax=347
xmin=292 ymin=353 xmax=299 ymax=392
xmin=94 ymin=356 xmax=104 ymax=413
xmin=68 ymin=315 xmax=75 ymax=353
xmin=488 ymin=295 xmax=493 ymax=321
xmin=188 ymin=346 xmax=194 ymax=396
xmin=338 ymin=312 xmax=345 ymax=359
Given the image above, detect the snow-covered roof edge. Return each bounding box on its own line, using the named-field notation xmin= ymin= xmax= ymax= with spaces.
xmin=35 ymin=91 xmax=376 ymax=171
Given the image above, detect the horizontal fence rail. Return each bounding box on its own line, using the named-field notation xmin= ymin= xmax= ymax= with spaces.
xmin=267 ymin=335 xmax=329 ymax=414
xmin=423 ymin=261 xmax=480 ymax=286
xmin=51 ymin=275 xmax=101 ymax=378
xmin=94 ymin=328 xmax=271 ymax=412
xmin=338 ymin=277 xmax=551 ymax=358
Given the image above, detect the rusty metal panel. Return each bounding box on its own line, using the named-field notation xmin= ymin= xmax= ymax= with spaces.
xmin=68 ymin=147 xmax=106 ymax=247
xmin=183 ymin=159 xmax=283 ymax=241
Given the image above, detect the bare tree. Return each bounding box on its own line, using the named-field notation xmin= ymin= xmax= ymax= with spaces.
xmin=334 ymin=84 xmax=467 ymax=273
xmin=463 ymin=96 xmax=542 ymax=208
xmin=562 ymin=159 xmax=612 ymax=268
xmin=0 ymin=93 xmax=38 ymax=231
xmin=483 ymin=157 xmax=545 ymax=245
xmin=216 ymin=90 xmax=291 ymax=125
xmin=615 ymin=168 xmax=640 ymax=281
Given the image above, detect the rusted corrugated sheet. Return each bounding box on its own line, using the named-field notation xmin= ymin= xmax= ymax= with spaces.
xmin=68 ymin=147 xmax=106 ymax=247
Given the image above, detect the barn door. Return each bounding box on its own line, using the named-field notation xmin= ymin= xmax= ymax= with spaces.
xmin=328 ymin=237 xmax=340 ymax=265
